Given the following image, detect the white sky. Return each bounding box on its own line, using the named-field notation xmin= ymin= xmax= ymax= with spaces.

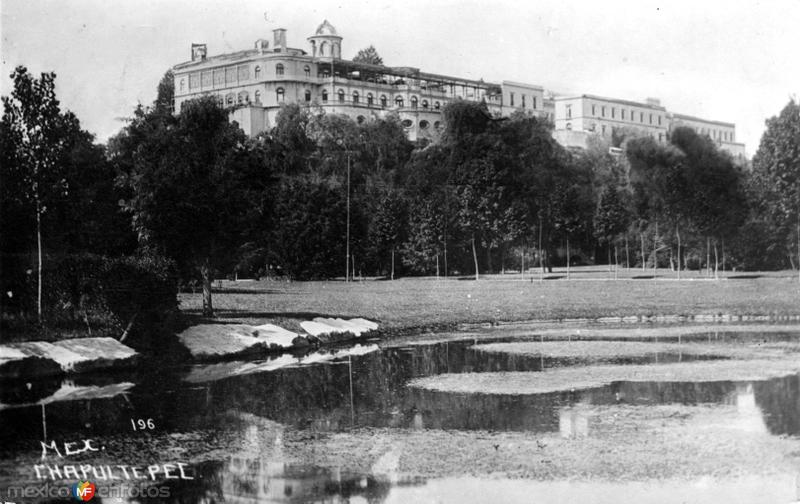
xmin=3 ymin=0 xmax=799 ymax=155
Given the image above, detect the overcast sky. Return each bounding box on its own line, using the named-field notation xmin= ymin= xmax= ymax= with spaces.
xmin=3 ymin=0 xmax=799 ymax=154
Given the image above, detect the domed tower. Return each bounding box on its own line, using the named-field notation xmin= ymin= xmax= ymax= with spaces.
xmin=308 ymin=20 xmax=342 ymax=61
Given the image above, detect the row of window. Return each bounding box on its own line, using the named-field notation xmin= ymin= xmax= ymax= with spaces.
xmin=212 ymin=86 xmax=445 ymax=109
xmin=689 ymin=126 xmax=734 ymax=142
xmin=508 ymin=92 xmax=538 ymax=109
xmin=564 ymin=103 xmax=664 ymax=126
xmin=180 ymin=63 xmax=314 ymax=92
xmin=315 ymin=89 xmax=442 ymax=109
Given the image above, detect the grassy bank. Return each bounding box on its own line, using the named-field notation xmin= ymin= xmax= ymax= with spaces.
xmin=179 ymin=267 xmax=800 ymax=333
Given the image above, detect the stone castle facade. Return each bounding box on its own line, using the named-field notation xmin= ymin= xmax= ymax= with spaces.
xmin=172 ymin=20 xmax=746 ymax=161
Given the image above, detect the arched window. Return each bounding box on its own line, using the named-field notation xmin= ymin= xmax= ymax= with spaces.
xmin=410 ymin=96 xmax=418 ymax=108
xmin=179 ymin=79 xmax=185 ymax=91
xmin=276 ymin=87 xmax=285 ymax=102
xmin=401 ymin=119 xmax=413 ymax=128
xmin=566 ymin=122 xmax=572 ymax=130
xmin=322 ymin=89 xmax=328 ymax=102
xmin=434 ymin=101 xmax=440 ymax=110
xmin=357 ymin=115 xmax=365 ymax=124
xmin=254 ymin=66 xmax=261 ymax=79
xmin=419 ymin=120 xmax=429 ymax=129
xmin=395 ymin=96 xmax=404 ymax=108
xmin=254 ymin=90 xmax=261 ymax=104
xmin=320 ymin=41 xmax=328 ymax=56
xmin=367 ymin=93 xmax=374 ymax=106
xmin=217 ymin=95 xmax=224 ymax=107
xmin=238 ymin=91 xmax=248 ymax=104
xmin=380 ymin=95 xmax=387 ymax=107
xmin=275 ymin=63 xmax=284 ymax=76
xmin=352 ymin=91 xmax=359 ymax=104
xmin=421 ymin=100 xmax=429 ymax=109
xmin=226 ymin=93 xmax=234 ymax=105
xmin=337 ymin=89 xmax=345 ymax=103
xmin=304 ymin=66 xmax=311 ymax=78
xmin=304 ymin=90 xmax=311 ymax=102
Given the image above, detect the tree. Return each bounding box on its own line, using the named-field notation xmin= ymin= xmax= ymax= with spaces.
xmin=353 ymin=45 xmax=384 ymax=66
xmin=593 ymin=186 xmax=631 ymax=270
xmin=751 ymin=99 xmax=800 ymax=274
xmin=368 ymin=190 xmax=407 ymax=279
xmin=1 ymin=66 xmax=70 ymax=321
xmin=120 ymin=96 xmax=270 ymax=316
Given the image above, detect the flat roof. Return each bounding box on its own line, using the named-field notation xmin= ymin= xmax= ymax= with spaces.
xmin=502 ymin=80 xmax=544 ymax=91
xmin=556 ymin=94 xmax=667 ymax=111
xmin=672 ymin=113 xmax=735 ymax=128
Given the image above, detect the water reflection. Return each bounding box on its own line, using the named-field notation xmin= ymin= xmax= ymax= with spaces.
xmin=2 ymin=339 xmax=799 ymax=447
xmin=1 ymin=332 xmax=799 ymax=503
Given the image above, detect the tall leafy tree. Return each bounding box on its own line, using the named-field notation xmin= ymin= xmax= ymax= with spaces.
xmin=2 ymin=67 xmax=70 ymax=320
xmin=120 ymin=96 xmax=270 ymax=316
xmin=353 ymin=45 xmax=384 ymax=66
xmin=751 ymin=99 xmax=800 ymax=273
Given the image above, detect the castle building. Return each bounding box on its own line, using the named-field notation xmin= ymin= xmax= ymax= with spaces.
xmin=172 ymin=20 xmax=746 ymax=161
xmin=552 ymin=94 xmax=746 ymax=162
xmin=172 ymin=20 xmax=551 ymax=141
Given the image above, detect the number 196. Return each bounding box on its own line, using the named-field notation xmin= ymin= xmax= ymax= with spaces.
xmin=130 ymin=418 xmax=155 ymax=431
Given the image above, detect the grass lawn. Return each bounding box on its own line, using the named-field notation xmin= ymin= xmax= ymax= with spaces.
xmin=179 ymin=266 xmax=800 ymax=333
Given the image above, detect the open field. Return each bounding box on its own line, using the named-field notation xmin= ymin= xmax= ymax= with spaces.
xmin=180 ymin=267 xmax=800 ymax=333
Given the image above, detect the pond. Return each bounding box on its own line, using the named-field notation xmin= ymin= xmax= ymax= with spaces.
xmin=1 ymin=327 xmax=799 ymax=503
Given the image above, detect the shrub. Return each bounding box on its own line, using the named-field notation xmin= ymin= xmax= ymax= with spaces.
xmin=4 ymin=253 xmax=178 ymax=348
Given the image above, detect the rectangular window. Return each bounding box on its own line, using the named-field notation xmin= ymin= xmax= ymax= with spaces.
xmin=592 ymin=105 xmax=596 ymax=115
xmin=621 ymin=109 xmax=626 ymax=120
xmin=601 ymin=125 xmax=607 ymax=136
xmin=533 ymin=97 xmax=537 ymax=109
xmin=611 ymin=107 xmax=615 ymax=119
xmin=522 ymin=95 xmax=526 ymax=108
xmin=189 ymin=73 xmax=200 ymax=89
xmin=510 ymin=92 xmax=515 ymax=106
xmin=658 ymin=115 xmax=662 ymax=125
xmin=640 ymin=112 xmax=644 ymax=123
xmin=238 ymin=65 xmax=250 ymax=81
xmin=201 ymin=71 xmax=212 ymax=88
xmin=225 ymin=67 xmax=237 ymax=84
xmin=213 ymin=69 xmax=224 ymax=86
xmin=649 ymin=113 xmax=653 ymax=124
xmin=601 ymin=106 xmax=606 ymax=117
xmin=567 ymin=105 xmax=572 ymax=118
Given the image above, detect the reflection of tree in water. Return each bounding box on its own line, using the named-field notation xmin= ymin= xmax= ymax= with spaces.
xmin=606 ymin=381 xmax=737 ymax=406
xmin=754 ymin=373 xmax=800 ymax=436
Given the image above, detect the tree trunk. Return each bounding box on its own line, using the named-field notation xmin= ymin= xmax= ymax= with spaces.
xmin=566 ymin=238 xmax=571 ymax=280
xmin=797 ymin=214 xmax=800 ymax=282
xmin=676 ymin=225 xmax=681 ymax=280
xmin=485 ymin=246 xmax=493 ymax=274
xmin=653 ymin=222 xmax=658 ymax=279
xmin=706 ymin=237 xmax=711 ymax=277
xmin=443 ymin=223 xmax=448 ymax=278
xmin=36 ymin=200 xmax=43 ymax=323
xmin=608 ymin=245 xmax=612 ymax=276
xmin=625 ymin=235 xmax=630 ymax=270
xmin=201 ymin=258 xmax=214 ymax=317
xmin=640 ymin=232 xmax=646 ymax=271
xmin=614 ymin=244 xmax=619 ymax=280
xmin=713 ymin=240 xmax=719 ymax=280
xmin=722 ymin=237 xmax=726 ymax=273
xmin=471 ymin=235 xmax=479 ymax=281
xmin=436 ymin=254 xmax=440 ymax=278
xmin=390 ymin=247 xmax=395 ymax=280
xmin=520 ymin=248 xmax=525 ymax=280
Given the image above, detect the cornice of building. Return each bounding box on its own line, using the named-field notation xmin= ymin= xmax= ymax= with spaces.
xmin=556 ymin=94 xmax=667 ymax=111
xmin=671 ymin=113 xmax=735 ymax=128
